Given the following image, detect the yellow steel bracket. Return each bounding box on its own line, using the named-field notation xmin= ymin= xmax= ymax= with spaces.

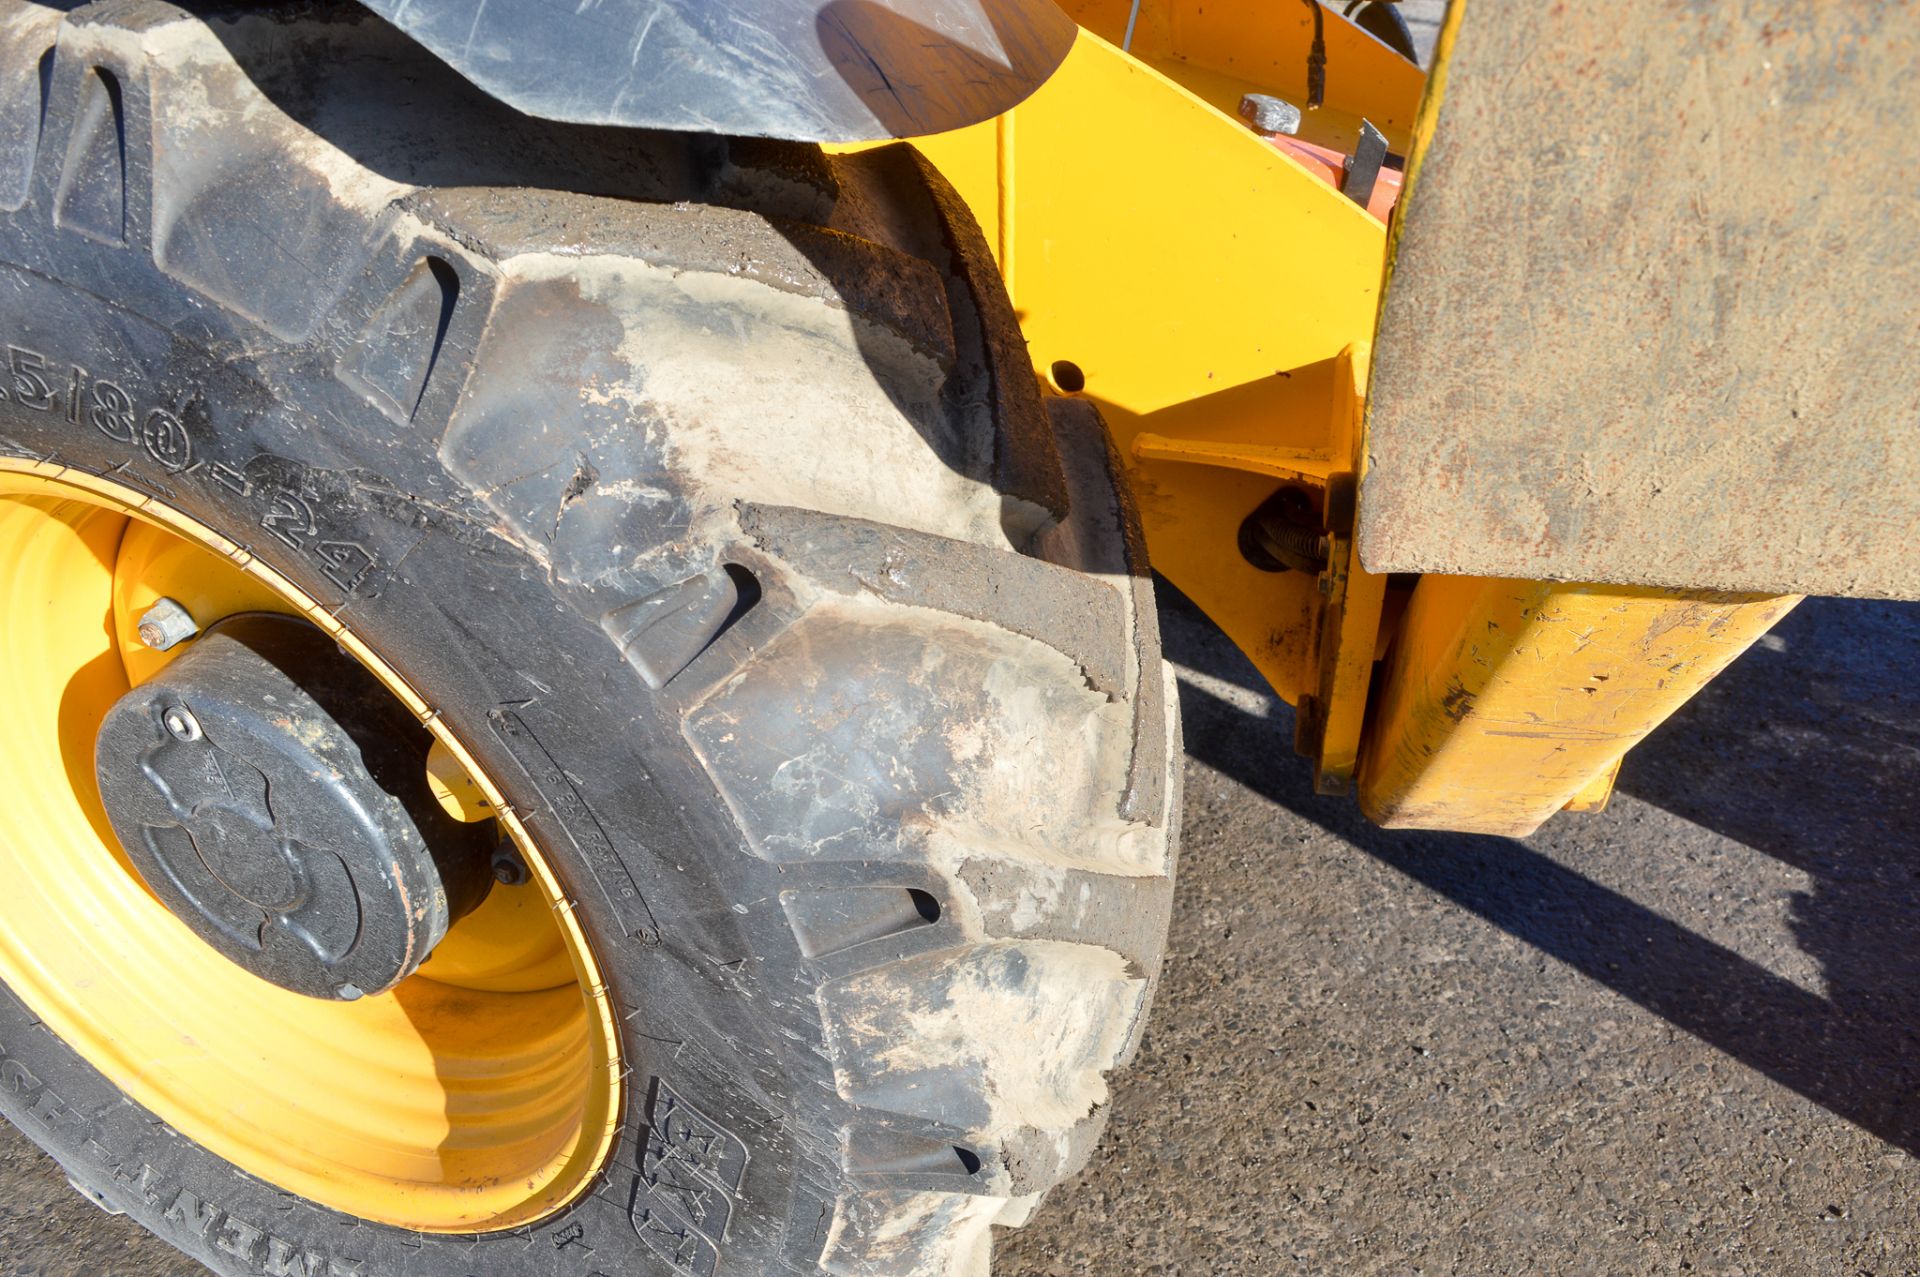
xmin=1357 ymin=581 xmax=1801 ymax=835
xmin=895 ymin=10 xmax=1413 ymax=792
xmin=907 ymin=19 xmax=1410 ymax=749
xmin=1134 ymin=343 xmax=1383 ymax=795
xmin=1301 ymin=344 xmax=1386 ymax=795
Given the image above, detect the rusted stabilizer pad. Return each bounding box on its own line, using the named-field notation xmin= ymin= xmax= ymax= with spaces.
xmin=1357 ymin=578 xmax=1800 ymax=837
xmin=1363 ymin=2 xmax=1920 ymax=599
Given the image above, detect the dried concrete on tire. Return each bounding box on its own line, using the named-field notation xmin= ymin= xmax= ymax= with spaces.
xmin=8 ymin=586 xmax=1919 ymax=1275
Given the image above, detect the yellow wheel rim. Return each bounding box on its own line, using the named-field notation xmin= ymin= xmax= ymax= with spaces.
xmin=0 ymin=462 xmax=622 ymax=1232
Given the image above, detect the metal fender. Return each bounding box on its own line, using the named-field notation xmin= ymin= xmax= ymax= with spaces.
xmin=353 ymin=0 xmax=1078 ymax=141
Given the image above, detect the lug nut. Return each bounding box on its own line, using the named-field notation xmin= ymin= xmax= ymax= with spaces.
xmin=161 ymin=705 xmax=202 ymax=742
xmin=491 ymin=839 xmax=530 ymax=887
xmin=1239 ymin=92 xmax=1303 ymax=137
xmin=137 ymin=597 xmax=200 ymax=652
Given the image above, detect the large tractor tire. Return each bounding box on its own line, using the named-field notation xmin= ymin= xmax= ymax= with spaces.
xmin=0 ymin=3 xmax=1180 ymax=1276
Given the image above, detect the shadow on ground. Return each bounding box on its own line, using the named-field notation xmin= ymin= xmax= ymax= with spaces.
xmin=1165 ymin=586 xmax=1920 ymax=1158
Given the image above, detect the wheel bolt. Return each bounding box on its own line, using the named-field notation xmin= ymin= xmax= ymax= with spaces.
xmin=161 ymin=705 xmax=202 ymax=742
xmin=492 ymin=840 xmax=530 ymax=887
xmin=137 ymin=597 xmax=200 ymax=651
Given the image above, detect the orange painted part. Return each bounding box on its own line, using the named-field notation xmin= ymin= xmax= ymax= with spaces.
xmin=1267 ymin=135 xmax=1403 ymax=222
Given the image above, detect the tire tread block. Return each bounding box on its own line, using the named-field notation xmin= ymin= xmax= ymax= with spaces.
xmin=51 ymin=64 xmax=123 ymax=245
xmin=739 ymin=502 xmax=1128 ymax=696
xmin=0 ymin=10 xmax=60 ymax=212
xmin=683 ymin=602 xmax=1142 ymax=873
xmin=333 ymin=255 xmax=460 ymax=422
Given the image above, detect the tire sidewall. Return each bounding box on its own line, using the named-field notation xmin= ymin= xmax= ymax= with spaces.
xmin=0 ymin=244 xmax=827 ymax=1277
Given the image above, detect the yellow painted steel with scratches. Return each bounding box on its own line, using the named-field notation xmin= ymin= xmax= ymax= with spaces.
xmin=902 ymin=25 xmax=1397 ymax=723
xmin=1357 ymin=579 xmax=1801 ymax=836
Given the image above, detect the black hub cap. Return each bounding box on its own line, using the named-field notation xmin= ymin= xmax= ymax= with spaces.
xmin=93 ymin=614 xmax=495 ymax=1000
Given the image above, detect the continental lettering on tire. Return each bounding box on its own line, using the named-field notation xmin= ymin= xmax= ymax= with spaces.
xmin=0 ymin=1037 xmax=86 ymax=1138
xmin=0 ymin=1033 xmax=362 ymax=1276
xmin=628 ymin=1079 xmax=749 ymax=1277
xmin=83 ymin=1143 xmax=163 ymax=1208
xmin=161 ymin=1187 xmax=363 ymax=1277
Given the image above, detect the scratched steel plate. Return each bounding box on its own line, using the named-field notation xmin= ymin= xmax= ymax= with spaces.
xmin=1360 ymin=0 xmax=1920 ymax=599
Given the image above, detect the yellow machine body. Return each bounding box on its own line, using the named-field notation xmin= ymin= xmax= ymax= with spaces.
xmin=858 ymin=0 xmax=1803 ymax=835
